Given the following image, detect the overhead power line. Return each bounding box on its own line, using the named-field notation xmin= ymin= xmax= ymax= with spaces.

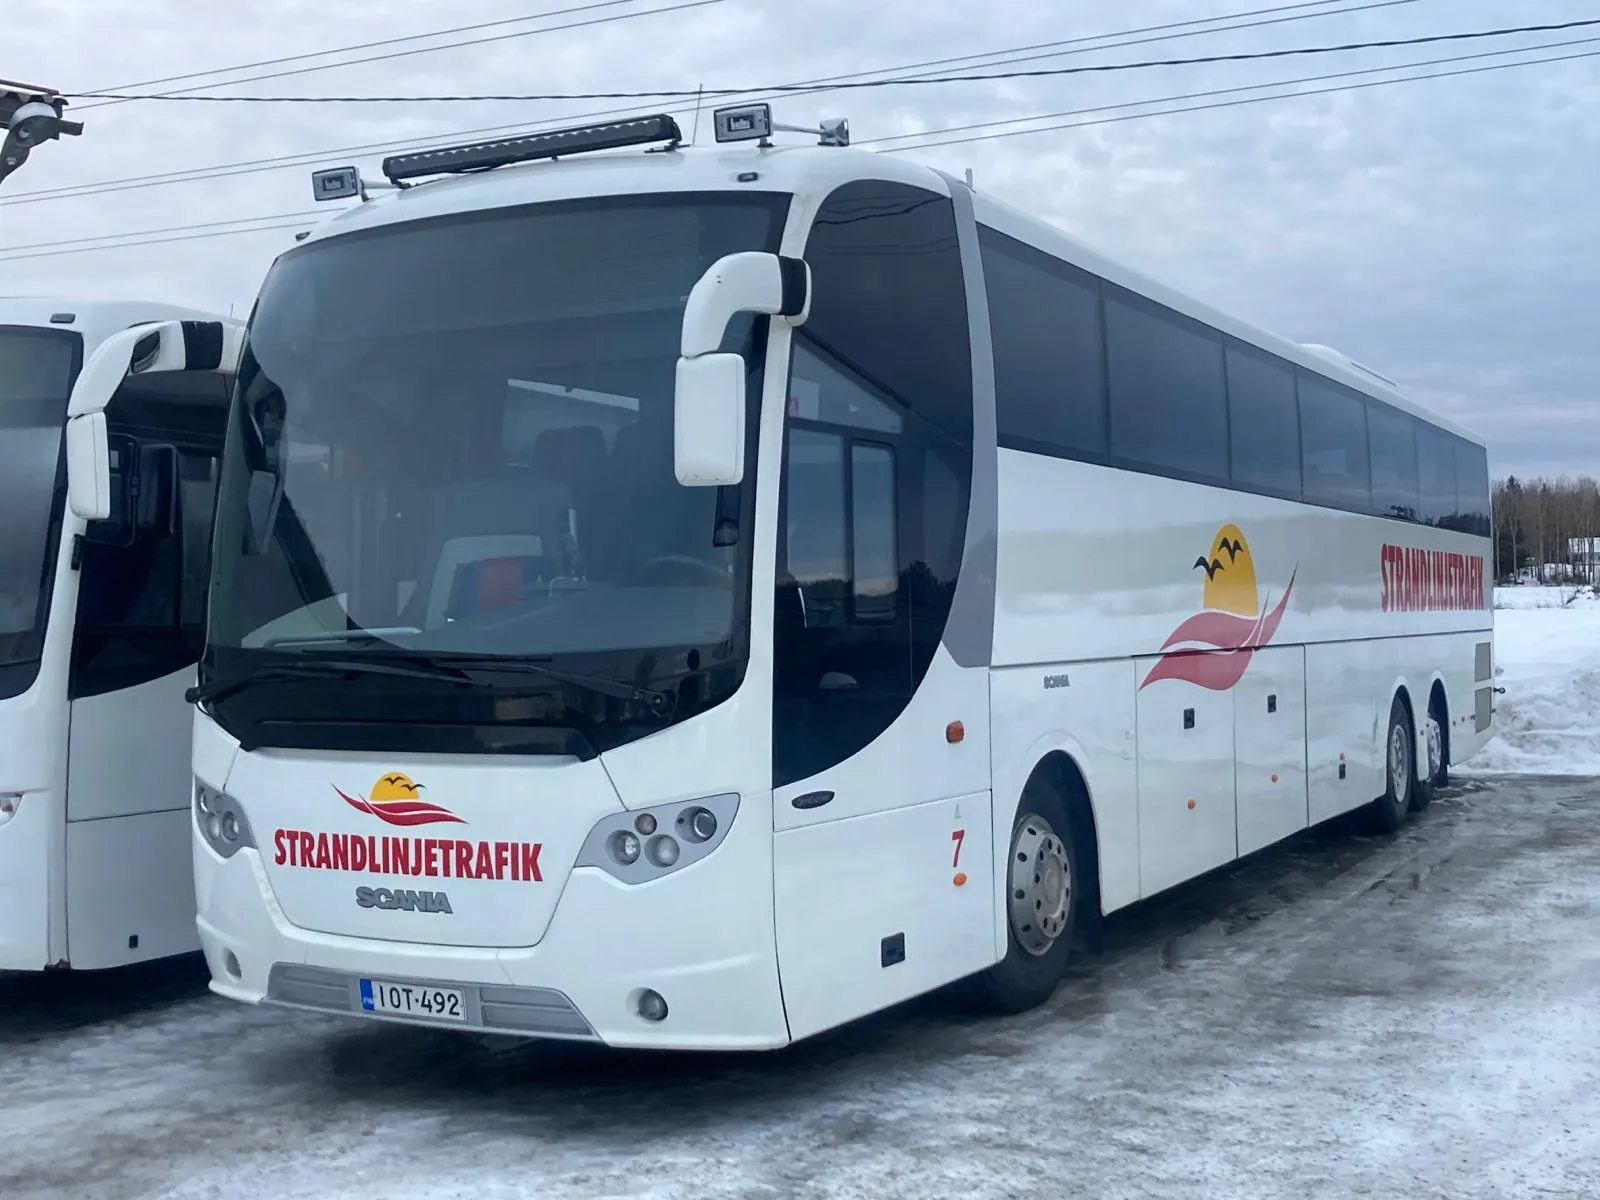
xmin=881 ymin=40 xmax=1600 ymax=153
xmin=4 ymin=37 xmax=1591 ymax=264
xmin=73 ymin=0 xmax=724 ymax=113
xmin=0 ymin=219 xmax=316 ymax=262
xmin=77 ymin=0 xmax=678 ymax=104
xmin=68 ymin=17 xmax=1600 ymax=103
xmin=867 ymin=32 xmax=1600 ymax=149
xmin=0 ymin=0 xmax=1442 ymax=208
xmin=0 ymin=210 xmax=323 ymax=254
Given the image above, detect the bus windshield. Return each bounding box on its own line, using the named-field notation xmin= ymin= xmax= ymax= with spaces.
xmin=0 ymin=327 xmax=79 ymax=665
xmin=205 ymin=192 xmax=787 ymax=700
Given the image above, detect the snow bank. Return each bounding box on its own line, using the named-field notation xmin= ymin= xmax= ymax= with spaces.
xmin=1461 ymin=586 xmax=1600 ymax=776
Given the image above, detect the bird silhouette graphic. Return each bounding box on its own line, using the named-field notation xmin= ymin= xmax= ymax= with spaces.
xmin=1142 ymin=523 xmax=1297 ymax=692
xmin=334 ymin=771 xmax=464 ymax=827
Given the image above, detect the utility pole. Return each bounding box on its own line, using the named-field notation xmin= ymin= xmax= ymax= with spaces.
xmin=1 ymin=79 xmax=82 ymax=189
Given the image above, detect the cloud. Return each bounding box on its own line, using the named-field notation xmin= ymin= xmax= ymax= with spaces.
xmin=2 ymin=0 xmax=1594 ymax=479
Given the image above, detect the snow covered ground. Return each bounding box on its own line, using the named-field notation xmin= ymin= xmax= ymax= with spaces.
xmin=6 ymin=776 xmax=1598 ymax=1200
xmin=2 ymin=596 xmax=1597 ymax=1200
xmin=1463 ymin=585 xmax=1600 ymax=776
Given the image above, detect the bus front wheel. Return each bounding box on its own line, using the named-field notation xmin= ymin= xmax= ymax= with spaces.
xmin=969 ymin=780 xmax=1081 ymax=1014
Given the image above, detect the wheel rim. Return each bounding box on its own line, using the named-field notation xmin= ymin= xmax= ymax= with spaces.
xmin=1008 ymin=812 xmax=1071 ymax=957
xmin=1389 ymin=720 xmax=1411 ymax=804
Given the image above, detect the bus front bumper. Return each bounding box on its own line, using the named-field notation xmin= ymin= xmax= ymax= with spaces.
xmin=194 ymin=845 xmax=792 ymax=1051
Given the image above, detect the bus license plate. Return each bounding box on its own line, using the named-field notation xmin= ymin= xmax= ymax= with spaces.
xmin=359 ymin=978 xmax=466 ymax=1022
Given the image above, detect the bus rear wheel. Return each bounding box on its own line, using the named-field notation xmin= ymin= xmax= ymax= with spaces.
xmin=969 ymin=781 xmax=1081 ymax=1014
xmin=1366 ymin=696 xmax=1415 ymax=834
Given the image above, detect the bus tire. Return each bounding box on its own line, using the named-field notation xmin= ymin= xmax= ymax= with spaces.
xmin=1366 ymin=696 xmax=1415 ymax=835
xmin=969 ymin=778 xmax=1081 ymax=1015
xmin=1412 ymin=709 xmax=1443 ymax=812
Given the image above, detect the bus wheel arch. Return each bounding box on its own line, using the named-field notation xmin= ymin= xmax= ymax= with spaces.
xmin=968 ymin=751 xmax=1100 ymax=1015
xmin=1426 ymin=678 xmax=1451 ymax=790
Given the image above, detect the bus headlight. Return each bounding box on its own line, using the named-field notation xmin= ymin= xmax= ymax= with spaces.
xmin=194 ymin=782 xmax=257 ymax=860
xmin=577 ymin=793 xmax=739 ymax=884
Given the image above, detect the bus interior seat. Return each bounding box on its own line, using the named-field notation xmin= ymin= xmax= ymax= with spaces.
xmin=400 ymin=473 xmax=573 ymax=628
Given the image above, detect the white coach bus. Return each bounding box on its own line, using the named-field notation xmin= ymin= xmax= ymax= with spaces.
xmin=3 ymin=297 xmax=238 ymax=971
xmin=184 ymin=107 xmax=1493 ymax=1049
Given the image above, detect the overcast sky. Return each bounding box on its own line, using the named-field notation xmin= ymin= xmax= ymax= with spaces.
xmin=3 ymin=0 xmax=1595 ymax=480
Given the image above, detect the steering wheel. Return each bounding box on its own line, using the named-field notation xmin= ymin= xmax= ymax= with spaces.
xmin=632 ymin=555 xmax=729 ymax=586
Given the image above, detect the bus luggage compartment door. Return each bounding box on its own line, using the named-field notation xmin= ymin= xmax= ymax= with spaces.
xmin=1232 ymin=645 xmax=1309 ymax=857
xmin=1134 ymin=658 xmax=1237 ymax=898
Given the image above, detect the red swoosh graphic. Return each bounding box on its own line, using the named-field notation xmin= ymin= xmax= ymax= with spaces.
xmin=334 ymin=785 xmax=465 ymax=827
xmin=1140 ymin=567 xmax=1297 ymax=691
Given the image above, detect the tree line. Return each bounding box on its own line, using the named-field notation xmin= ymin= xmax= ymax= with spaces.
xmin=1492 ymin=476 xmax=1600 ymax=584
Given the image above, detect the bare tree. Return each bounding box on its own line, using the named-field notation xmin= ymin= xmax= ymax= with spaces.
xmin=1494 ymin=475 xmax=1600 ymax=587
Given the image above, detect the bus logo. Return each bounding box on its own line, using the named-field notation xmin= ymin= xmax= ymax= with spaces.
xmin=1140 ymin=523 xmax=1297 ymax=692
xmin=334 ymin=772 xmax=465 ymax=827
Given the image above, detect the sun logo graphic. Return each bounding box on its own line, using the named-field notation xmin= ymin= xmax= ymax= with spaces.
xmin=1139 ymin=523 xmax=1298 ymax=692
xmin=333 ymin=772 xmax=465 ymax=827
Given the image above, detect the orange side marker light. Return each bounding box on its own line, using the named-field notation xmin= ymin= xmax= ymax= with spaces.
xmin=1186 ymin=798 xmax=1196 ymax=810
xmin=953 ymin=872 xmax=968 ymax=887
xmin=946 ymin=720 xmax=964 ymax=744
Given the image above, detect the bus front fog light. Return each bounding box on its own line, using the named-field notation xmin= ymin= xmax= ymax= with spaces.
xmin=634 ymin=813 xmax=657 ymax=836
xmin=610 ymin=830 xmax=641 ymax=865
xmin=206 ymin=813 xmax=223 ymax=841
xmin=646 ymin=835 xmax=679 ymax=868
xmin=221 ymin=812 xmax=240 ymax=843
xmin=637 ymin=989 xmax=668 ymax=1022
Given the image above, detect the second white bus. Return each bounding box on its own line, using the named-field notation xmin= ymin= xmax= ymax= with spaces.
xmin=183 ymin=108 xmax=1493 ymax=1048
xmin=3 ymin=297 xmax=238 ymax=971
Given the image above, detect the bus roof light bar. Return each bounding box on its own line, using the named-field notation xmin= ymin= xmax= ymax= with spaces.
xmin=380 ymin=114 xmax=684 ymax=185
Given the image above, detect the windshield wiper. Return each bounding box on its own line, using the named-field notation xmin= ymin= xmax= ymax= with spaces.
xmin=185 ymin=657 xmax=471 ymax=707
xmin=416 ymin=654 xmax=674 ymax=714
xmin=263 ymin=627 xmax=423 ymax=650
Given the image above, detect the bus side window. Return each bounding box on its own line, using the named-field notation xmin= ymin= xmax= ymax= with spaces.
xmin=781 ymin=428 xmax=848 ymax=630
xmin=70 ymin=448 xmax=218 ymax=699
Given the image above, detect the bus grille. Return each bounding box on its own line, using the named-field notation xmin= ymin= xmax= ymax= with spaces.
xmin=266 ymin=962 xmax=599 ymax=1040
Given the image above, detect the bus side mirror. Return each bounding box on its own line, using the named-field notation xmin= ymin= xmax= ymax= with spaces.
xmin=66 ymin=411 xmax=114 ymax=522
xmin=674 ymin=355 xmax=746 ymax=486
xmin=674 ymin=251 xmax=810 ymax=488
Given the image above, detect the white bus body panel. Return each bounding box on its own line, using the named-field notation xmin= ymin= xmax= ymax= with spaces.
xmin=193 ymin=703 xmax=794 ymax=1050
xmin=0 ymin=683 xmax=70 ymax=970
xmin=0 ymin=414 xmax=84 ymax=970
xmin=991 ymin=454 xmax=1492 ymax=910
xmin=0 ymin=296 xmax=226 ymax=971
xmin=63 ymin=664 xmax=200 ymax=968
xmin=1233 ymin=645 xmax=1309 ymax=858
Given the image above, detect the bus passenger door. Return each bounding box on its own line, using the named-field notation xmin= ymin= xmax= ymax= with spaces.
xmin=767 ymin=179 xmax=995 ymax=1042
xmin=1134 ymin=660 xmax=1237 ymax=897
xmin=1232 ymin=645 xmax=1308 ymax=857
